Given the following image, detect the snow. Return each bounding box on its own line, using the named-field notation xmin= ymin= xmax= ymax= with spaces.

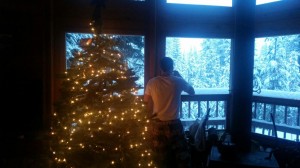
xmin=253 ymin=89 xmax=300 ymax=100
xmin=138 ymin=88 xmax=300 ymax=101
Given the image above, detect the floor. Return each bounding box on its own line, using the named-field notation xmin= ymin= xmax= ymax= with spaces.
xmin=0 ymin=131 xmax=52 ymax=168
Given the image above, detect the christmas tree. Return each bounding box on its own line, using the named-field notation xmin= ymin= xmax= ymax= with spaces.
xmin=50 ymin=20 xmax=154 ymax=167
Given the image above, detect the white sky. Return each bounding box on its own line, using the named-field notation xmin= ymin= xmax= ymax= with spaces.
xmin=167 ymin=0 xmax=281 ymax=6
xmin=180 ymin=38 xmax=203 ymax=53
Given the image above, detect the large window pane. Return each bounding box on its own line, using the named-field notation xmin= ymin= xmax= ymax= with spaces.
xmin=256 ymin=0 xmax=281 ymax=5
xmin=166 ymin=37 xmax=230 ymax=129
xmin=252 ymin=34 xmax=300 ymax=142
xmin=166 ymin=37 xmax=231 ymax=90
xmin=254 ymin=34 xmax=300 ymax=94
xmin=65 ymin=33 xmax=145 ymax=87
xmin=167 ymin=0 xmax=281 ymax=6
xmin=167 ymin=0 xmax=232 ymax=7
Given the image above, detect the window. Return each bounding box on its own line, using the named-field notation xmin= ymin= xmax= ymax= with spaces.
xmin=166 ymin=37 xmax=231 ymax=129
xmin=65 ymin=33 xmax=145 ymax=87
xmin=167 ymin=0 xmax=281 ymax=6
xmin=252 ymin=34 xmax=300 ymax=142
xmin=166 ymin=37 xmax=231 ymax=90
xmin=254 ymin=34 xmax=300 ymax=94
xmin=256 ymin=0 xmax=281 ymax=5
xmin=167 ymin=0 xmax=232 ymax=7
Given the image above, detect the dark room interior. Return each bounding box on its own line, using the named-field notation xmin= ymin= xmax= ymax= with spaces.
xmin=0 ymin=0 xmax=299 ymax=167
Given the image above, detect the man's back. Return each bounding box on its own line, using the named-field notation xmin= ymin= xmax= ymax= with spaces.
xmin=144 ymin=57 xmax=194 ymax=168
xmin=145 ymin=75 xmax=191 ymax=121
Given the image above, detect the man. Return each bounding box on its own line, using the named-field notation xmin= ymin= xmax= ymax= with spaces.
xmin=144 ymin=57 xmax=195 ymax=168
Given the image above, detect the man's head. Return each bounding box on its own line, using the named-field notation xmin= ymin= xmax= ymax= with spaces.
xmin=160 ymin=57 xmax=174 ymax=73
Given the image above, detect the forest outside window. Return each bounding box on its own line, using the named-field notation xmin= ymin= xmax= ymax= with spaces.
xmin=166 ymin=37 xmax=231 ymax=91
xmin=252 ymin=34 xmax=300 ymax=142
xmin=253 ymin=34 xmax=300 ymax=94
xmin=166 ymin=37 xmax=231 ymax=129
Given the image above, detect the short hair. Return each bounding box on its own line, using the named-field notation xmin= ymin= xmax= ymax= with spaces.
xmin=160 ymin=57 xmax=174 ymax=72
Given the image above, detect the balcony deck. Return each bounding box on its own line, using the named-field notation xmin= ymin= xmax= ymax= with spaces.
xmin=179 ymin=89 xmax=300 ymax=142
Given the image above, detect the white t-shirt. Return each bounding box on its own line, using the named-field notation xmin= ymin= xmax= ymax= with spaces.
xmin=145 ymin=75 xmax=191 ymax=121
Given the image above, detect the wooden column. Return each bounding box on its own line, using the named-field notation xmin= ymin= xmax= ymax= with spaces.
xmin=144 ymin=0 xmax=157 ymax=84
xmin=154 ymin=0 xmax=166 ymax=76
xmin=230 ymin=0 xmax=255 ymax=152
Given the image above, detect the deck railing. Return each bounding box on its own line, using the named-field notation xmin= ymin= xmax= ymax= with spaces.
xmin=179 ymin=90 xmax=228 ymax=131
xmin=252 ymin=95 xmax=300 ymax=142
xmin=179 ymin=90 xmax=300 ymax=142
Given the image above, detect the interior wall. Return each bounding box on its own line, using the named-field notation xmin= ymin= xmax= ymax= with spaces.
xmin=0 ymin=1 xmax=51 ymax=139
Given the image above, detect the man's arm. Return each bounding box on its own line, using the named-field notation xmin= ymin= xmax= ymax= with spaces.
xmin=174 ymin=70 xmax=195 ymax=95
xmin=185 ymin=85 xmax=195 ymax=95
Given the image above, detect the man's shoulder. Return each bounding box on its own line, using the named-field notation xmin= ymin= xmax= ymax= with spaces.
xmin=149 ymin=76 xmax=163 ymax=81
xmin=149 ymin=75 xmax=183 ymax=82
xmin=147 ymin=76 xmax=170 ymax=85
xmin=146 ymin=77 xmax=160 ymax=85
